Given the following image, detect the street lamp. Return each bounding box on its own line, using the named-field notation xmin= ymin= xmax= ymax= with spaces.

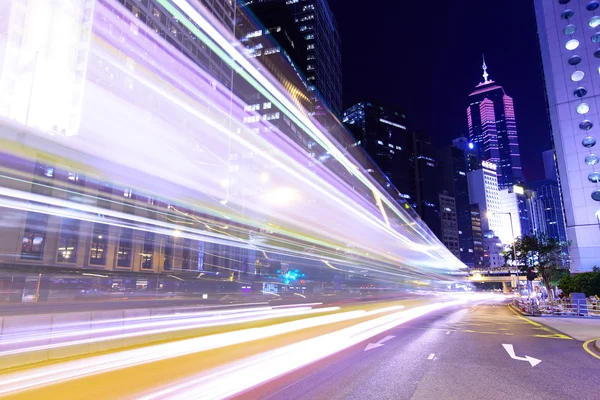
xmin=488 ymin=211 xmax=519 ymax=292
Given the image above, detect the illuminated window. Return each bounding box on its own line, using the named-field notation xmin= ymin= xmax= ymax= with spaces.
xmin=117 ymin=227 xmax=133 ymax=267
xmin=377 ymin=140 xmax=384 ymax=145
xmin=307 ymin=44 xmax=315 ymax=50
xmin=141 ymin=231 xmax=155 ymax=269
xmin=571 ymin=70 xmax=585 ymax=82
xmin=56 ymin=218 xmax=79 ymax=263
xmin=263 ymin=102 xmax=272 ymax=109
xmin=89 ymin=224 xmax=108 ymax=265
xmin=577 ymin=103 xmax=590 ymax=114
xmin=593 ymin=33 xmax=600 ymax=43
xmin=563 ymin=24 xmax=576 ymax=35
xmin=590 ymin=16 xmax=600 ymax=28
xmin=565 ymin=39 xmax=579 ymax=50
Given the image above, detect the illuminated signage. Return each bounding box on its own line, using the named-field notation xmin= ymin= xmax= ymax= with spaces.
xmin=513 ymin=185 xmax=524 ymax=195
xmin=379 ymin=118 xmax=406 ymax=130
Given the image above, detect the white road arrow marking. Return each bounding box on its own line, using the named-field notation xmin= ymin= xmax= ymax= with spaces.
xmin=364 ymin=335 xmax=395 ymax=351
xmin=502 ymin=344 xmax=542 ymax=367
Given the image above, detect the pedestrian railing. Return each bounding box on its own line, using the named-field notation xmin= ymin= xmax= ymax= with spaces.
xmin=512 ymin=298 xmax=600 ymax=317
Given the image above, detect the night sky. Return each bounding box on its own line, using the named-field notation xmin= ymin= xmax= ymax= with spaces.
xmin=328 ymin=0 xmax=550 ymax=181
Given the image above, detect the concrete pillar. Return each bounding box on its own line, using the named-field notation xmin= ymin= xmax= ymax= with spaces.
xmin=502 ymin=281 xmax=509 ymax=294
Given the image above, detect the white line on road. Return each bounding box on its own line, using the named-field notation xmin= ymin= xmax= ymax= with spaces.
xmin=446 ymin=331 xmax=451 ymax=335
xmin=428 ymin=353 xmax=435 ymax=360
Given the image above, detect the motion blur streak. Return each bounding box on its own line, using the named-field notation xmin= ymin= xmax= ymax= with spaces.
xmin=0 ymin=303 xmax=409 ymax=396
xmin=0 ymin=305 xmax=332 ymax=356
xmin=0 ymin=0 xmax=465 ymax=286
xmin=140 ymin=301 xmax=466 ymax=400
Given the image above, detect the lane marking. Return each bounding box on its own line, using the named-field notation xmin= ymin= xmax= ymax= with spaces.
xmin=502 ymin=344 xmax=541 ymax=367
xmin=428 ymin=353 xmax=435 ymax=360
xmin=507 ymin=304 xmax=572 ymax=340
xmin=446 ymin=330 xmax=451 ymax=335
xmin=582 ymin=337 xmax=600 ymax=360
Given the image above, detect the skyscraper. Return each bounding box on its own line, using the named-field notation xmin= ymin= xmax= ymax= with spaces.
xmin=436 ymin=146 xmax=474 ymax=267
xmin=466 ymin=58 xmax=524 ymax=190
xmin=244 ymin=0 xmax=342 ymax=117
xmin=467 ymin=161 xmax=503 ymax=237
xmin=343 ymin=101 xmax=411 ymax=198
xmin=534 ymin=0 xmax=597 ymax=272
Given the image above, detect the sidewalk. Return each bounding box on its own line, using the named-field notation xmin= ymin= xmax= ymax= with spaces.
xmin=530 ymin=316 xmax=600 ymax=341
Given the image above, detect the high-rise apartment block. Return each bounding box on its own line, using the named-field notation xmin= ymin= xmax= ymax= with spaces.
xmin=466 ymin=59 xmax=524 ymax=190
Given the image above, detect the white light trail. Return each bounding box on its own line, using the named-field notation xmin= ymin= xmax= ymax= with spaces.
xmin=140 ymin=301 xmax=465 ymax=399
xmin=0 ymin=304 xmax=409 ymax=395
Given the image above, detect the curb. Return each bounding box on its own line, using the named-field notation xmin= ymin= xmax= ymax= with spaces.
xmin=595 ymin=340 xmax=600 ymax=353
xmin=508 ymin=303 xmax=534 ymax=317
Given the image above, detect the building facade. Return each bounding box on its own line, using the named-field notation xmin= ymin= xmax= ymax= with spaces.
xmin=528 ymin=180 xmax=568 ymax=242
xmin=466 ymin=59 xmax=524 ymax=190
xmin=436 ymin=146 xmax=475 ymax=267
xmin=470 ymin=204 xmax=485 ymax=268
xmin=343 ymin=101 xmax=411 ymax=199
xmin=468 ymin=161 xmax=503 ymax=237
xmin=498 ymin=187 xmax=523 ymax=244
xmin=244 ymin=0 xmax=342 ymax=117
xmin=534 ymin=0 xmax=599 ymax=272
xmin=438 ymin=192 xmax=460 ymax=258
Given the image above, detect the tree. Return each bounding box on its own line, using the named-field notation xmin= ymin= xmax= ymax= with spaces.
xmin=502 ymin=233 xmax=571 ymax=299
xmin=558 ymin=267 xmax=600 ymax=297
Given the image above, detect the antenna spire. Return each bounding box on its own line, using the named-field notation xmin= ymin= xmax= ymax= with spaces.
xmin=482 ymin=54 xmax=490 ymax=84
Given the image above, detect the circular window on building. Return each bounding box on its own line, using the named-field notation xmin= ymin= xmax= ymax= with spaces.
xmin=574 ymin=87 xmax=588 ymax=97
xmin=577 ymin=103 xmax=591 ymax=114
xmin=561 ymin=10 xmax=575 ymax=19
xmin=591 ymin=190 xmax=600 ymax=201
xmin=564 ymin=24 xmax=577 ymax=35
xmin=583 ymin=136 xmax=597 ymax=147
xmin=571 ymin=70 xmax=585 ymax=81
xmin=580 ymin=120 xmax=594 ymax=130
xmin=591 ymin=16 xmax=600 ymax=28
xmin=593 ymin=33 xmax=600 ymax=43
xmin=559 ymin=0 xmax=570 ymax=4
xmin=589 ymin=171 xmax=600 ymax=182
xmin=585 ymin=154 xmax=599 ymax=165
xmin=587 ymin=1 xmax=600 ymax=10
xmin=566 ymin=39 xmax=580 ymax=50
xmin=569 ymin=55 xmax=583 ymax=64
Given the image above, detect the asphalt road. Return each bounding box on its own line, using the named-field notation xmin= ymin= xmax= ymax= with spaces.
xmin=236 ymin=300 xmax=600 ymax=400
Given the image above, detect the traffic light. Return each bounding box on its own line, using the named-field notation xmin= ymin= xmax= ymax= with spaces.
xmin=526 ymin=267 xmax=537 ymax=281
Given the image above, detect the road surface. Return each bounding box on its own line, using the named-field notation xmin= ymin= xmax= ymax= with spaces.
xmin=237 ymin=301 xmax=600 ymax=400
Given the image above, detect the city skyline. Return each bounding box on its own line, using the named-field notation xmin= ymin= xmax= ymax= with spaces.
xmin=328 ymin=0 xmax=549 ymax=181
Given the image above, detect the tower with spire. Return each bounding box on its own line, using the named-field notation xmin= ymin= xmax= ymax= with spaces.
xmin=466 ymin=55 xmax=523 ymax=189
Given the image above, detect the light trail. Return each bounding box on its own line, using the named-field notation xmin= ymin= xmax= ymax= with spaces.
xmin=0 ymin=0 xmax=465 ymax=291
xmin=0 ymin=305 xmax=328 ymax=356
xmin=0 ymin=305 xmax=406 ymax=395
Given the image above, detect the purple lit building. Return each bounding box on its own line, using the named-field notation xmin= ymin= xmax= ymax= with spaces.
xmin=466 ymin=58 xmax=524 ymax=190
